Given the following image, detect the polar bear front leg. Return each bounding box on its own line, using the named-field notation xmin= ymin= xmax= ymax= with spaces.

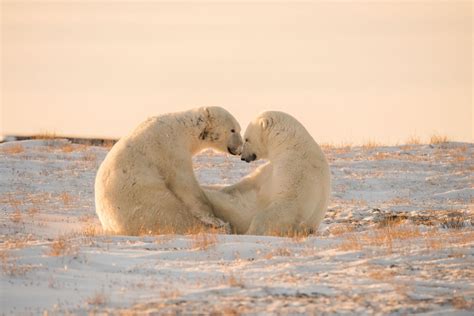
xmin=170 ymin=171 xmax=231 ymax=232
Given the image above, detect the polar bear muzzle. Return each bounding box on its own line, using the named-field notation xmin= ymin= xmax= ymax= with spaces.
xmin=227 ymin=146 xmax=239 ymax=155
xmin=226 ymin=132 xmax=243 ymax=156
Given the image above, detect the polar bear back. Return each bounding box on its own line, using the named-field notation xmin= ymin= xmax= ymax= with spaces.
xmin=263 ymin=111 xmax=330 ymax=228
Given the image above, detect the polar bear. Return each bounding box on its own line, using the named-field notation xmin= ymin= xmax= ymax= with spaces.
xmin=205 ymin=111 xmax=330 ymax=236
xmin=95 ymin=107 xmax=242 ymax=235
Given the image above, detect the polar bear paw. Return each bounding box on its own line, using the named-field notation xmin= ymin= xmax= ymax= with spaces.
xmin=198 ymin=215 xmax=232 ymax=234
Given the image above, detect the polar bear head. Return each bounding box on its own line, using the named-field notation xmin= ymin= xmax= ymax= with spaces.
xmin=240 ymin=112 xmax=272 ymax=162
xmin=198 ymin=106 xmax=243 ymax=155
xmin=241 ymin=111 xmax=301 ymax=162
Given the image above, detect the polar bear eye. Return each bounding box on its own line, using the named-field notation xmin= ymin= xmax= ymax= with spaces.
xmin=245 ymin=138 xmax=249 ymax=142
xmin=230 ymin=129 xmax=235 ymax=133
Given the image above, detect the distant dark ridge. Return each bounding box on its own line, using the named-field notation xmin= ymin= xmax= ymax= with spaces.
xmin=1 ymin=135 xmax=118 ymax=147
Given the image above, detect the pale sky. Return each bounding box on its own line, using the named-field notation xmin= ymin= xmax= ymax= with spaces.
xmin=1 ymin=1 xmax=473 ymax=144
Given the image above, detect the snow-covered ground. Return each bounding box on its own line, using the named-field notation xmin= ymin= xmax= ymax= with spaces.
xmin=1 ymin=139 xmax=473 ymax=315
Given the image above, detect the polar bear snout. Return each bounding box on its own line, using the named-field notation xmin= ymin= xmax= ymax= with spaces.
xmin=227 ymin=146 xmax=241 ymax=156
xmin=226 ymin=133 xmax=243 ymax=156
xmin=241 ymin=153 xmax=257 ymax=163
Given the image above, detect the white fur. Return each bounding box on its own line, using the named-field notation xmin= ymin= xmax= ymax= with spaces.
xmin=95 ymin=107 xmax=242 ymax=235
xmin=205 ymin=111 xmax=331 ymax=235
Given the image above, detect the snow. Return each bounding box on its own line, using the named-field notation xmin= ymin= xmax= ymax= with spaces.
xmin=0 ymin=139 xmax=473 ymax=314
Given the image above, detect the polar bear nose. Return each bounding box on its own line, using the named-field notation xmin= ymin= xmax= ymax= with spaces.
xmin=241 ymin=153 xmax=257 ymax=163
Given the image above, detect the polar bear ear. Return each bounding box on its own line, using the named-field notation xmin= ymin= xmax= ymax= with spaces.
xmin=259 ymin=117 xmax=272 ymax=130
xmin=202 ymin=107 xmax=215 ymax=122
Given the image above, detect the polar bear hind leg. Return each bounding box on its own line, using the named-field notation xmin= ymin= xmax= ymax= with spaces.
xmin=245 ymin=202 xmax=301 ymax=236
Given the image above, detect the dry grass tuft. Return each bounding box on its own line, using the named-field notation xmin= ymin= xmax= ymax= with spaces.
xmin=456 ymin=145 xmax=468 ymax=153
xmin=8 ymin=196 xmax=24 ymax=224
xmin=86 ymin=292 xmax=108 ymax=306
xmin=430 ymin=134 xmax=449 ymax=145
xmin=264 ymin=247 xmax=293 ymax=259
xmin=290 ymin=230 xmax=312 ymax=242
xmin=102 ymin=139 xmax=116 ymax=149
xmin=60 ymin=143 xmax=75 ymax=153
xmin=405 ymin=135 xmax=422 ymax=145
xmin=227 ymin=274 xmax=245 ymax=288
xmin=377 ymin=214 xmax=409 ymax=227
xmin=47 ymin=235 xmax=77 ymax=257
xmin=338 ymin=221 xmax=426 ymax=253
xmin=424 ymin=234 xmax=444 ymax=250
xmin=328 ymin=224 xmax=355 ymax=236
xmin=373 ymin=229 xmax=408 ymax=252
xmin=59 ymin=192 xmax=73 ymax=205
xmin=338 ymin=234 xmax=362 ymax=251
xmin=265 ymin=247 xmax=292 ymax=259
xmin=452 ymin=155 xmax=466 ymax=163
xmin=387 ymin=197 xmax=410 ymax=205
xmin=369 ymin=219 xmax=421 ymax=252
xmin=2 ymin=144 xmax=24 ymax=154
xmin=27 ymin=207 xmax=39 ymax=216
xmin=321 ymin=142 xmax=352 ymax=155
xmin=160 ymin=289 xmax=182 ymax=299
xmin=440 ymin=215 xmax=465 ymax=229
xmin=0 ymin=251 xmax=7 ymax=264
xmin=4 ymin=235 xmax=34 ymax=249
xmin=82 ymin=152 xmax=97 ymax=162
xmin=1 ymin=251 xmax=34 ymax=276
xmin=265 ymin=226 xmax=314 ymax=240
xmin=191 ymin=231 xmax=218 ymax=250
xmin=9 ymin=209 xmax=22 ymax=224
xmin=373 ymin=152 xmax=390 ymax=160
xmin=368 ymin=266 xmax=396 ymax=282
xmin=184 ymin=222 xmax=229 ymax=235
xmin=33 ymin=132 xmax=57 ymax=140
xmin=210 ymin=307 xmax=240 ymax=316
xmin=141 ymin=226 xmax=177 ymax=236
xmin=82 ymin=223 xmax=102 ymax=237
xmin=33 ymin=132 xmax=59 ymax=147
xmin=362 ymin=140 xmax=380 ymax=150
xmin=274 ymin=248 xmax=292 ymax=256
xmin=452 ymin=295 xmax=473 ymax=310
